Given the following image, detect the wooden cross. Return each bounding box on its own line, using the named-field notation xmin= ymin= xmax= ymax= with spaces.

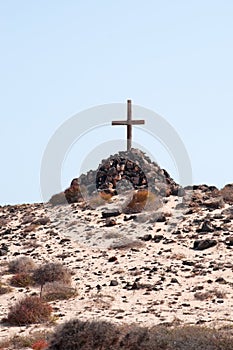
xmin=112 ymin=99 xmax=145 ymax=151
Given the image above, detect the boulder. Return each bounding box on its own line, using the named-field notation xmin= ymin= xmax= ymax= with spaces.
xmin=193 ymin=239 xmax=217 ymax=250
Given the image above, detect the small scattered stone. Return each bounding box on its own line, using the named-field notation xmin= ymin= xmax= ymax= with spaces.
xmin=102 ymin=209 xmax=121 ymax=218
xmin=105 ymin=218 xmax=117 ymax=227
xmin=110 ymin=280 xmax=118 ymax=286
xmin=108 ymin=256 xmax=118 ymax=262
xmin=139 ymin=234 xmax=152 ymax=241
xmin=171 ymin=278 xmax=179 ymax=284
xmin=225 ymin=236 xmax=233 ymax=246
xmin=153 ymin=235 xmax=164 ymax=243
xmin=215 ymin=277 xmax=227 ymax=284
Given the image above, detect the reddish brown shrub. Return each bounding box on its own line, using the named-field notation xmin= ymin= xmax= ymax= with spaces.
xmin=32 ymin=339 xmax=48 ymax=350
xmin=6 ymin=296 xmax=52 ymax=325
xmin=10 ymin=273 xmax=34 ymax=287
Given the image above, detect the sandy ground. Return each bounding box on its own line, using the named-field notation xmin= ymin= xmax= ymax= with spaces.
xmin=0 ymin=190 xmax=233 ymax=346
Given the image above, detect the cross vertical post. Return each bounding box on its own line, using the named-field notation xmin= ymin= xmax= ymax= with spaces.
xmin=112 ymin=99 xmax=145 ymax=151
xmin=127 ymin=99 xmax=132 ymax=151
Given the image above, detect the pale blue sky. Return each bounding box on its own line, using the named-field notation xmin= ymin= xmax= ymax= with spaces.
xmin=1 ymin=1 xmax=233 ymax=204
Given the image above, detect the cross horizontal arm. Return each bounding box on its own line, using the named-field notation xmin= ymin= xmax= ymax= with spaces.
xmin=112 ymin=120 xmax=145 ymax=125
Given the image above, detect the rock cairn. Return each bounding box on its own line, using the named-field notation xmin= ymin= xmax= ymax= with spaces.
xmin=62 ymin=149 xmax=180 ymax=204
xmin=96 ymin=156 xmax=148 ymax=195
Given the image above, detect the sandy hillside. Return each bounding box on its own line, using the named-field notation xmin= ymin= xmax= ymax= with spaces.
xmin=1 ymin=181 xmax=233 ymax=347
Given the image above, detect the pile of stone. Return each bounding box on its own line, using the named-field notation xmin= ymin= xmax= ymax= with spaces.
xmin=96 ymin=157 xmax=148 ymax=194
xmin=49 ymin=148 xmax=181 ymax=205
xmin=79 ymin=148 xmax=180 ymax=197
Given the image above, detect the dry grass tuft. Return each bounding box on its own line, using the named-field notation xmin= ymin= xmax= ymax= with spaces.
xmin=42 ymin=281 xmax=77 ymax=301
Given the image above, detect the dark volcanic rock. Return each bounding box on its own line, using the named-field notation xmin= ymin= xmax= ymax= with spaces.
xmin=197 ymin=220 xmax=215 ymax=233
xmin=33 ymin=217 xmax=50 ymax=225
xmin=0 ymin=243 xmax=8 ymax=256
xmin=110 ymin=280 xmax=118 ymax=286
xmin=49 ymin=148 xmax=180 ymax=205
xmin=139 ymin=234 xmax=152 ymax=241
xmin=79 ymin=148 xmax=179 ymax=197
xmin=225 ymin=236 xmax=233 ymax=247
xmin=153 ymin=235 xmax=164 ymax=243
xmin=193 ymin=239 xmax=217 ymax=251
xmin=102 ymin=209 xmax=121 ymax=218
xmin=65 ymin=179 xmax=83 ymax=204
xmin=105 ymin=218 xmax=117 ymax=227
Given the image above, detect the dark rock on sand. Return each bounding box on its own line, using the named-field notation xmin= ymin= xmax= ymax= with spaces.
xmin=193 ymin=239 xmax=217 ymax=251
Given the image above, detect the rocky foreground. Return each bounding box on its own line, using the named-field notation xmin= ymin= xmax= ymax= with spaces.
xmin=1 ymin=149 xmax=233 ymax=348
xmin=1 ymin=182 xmax=233 ymax=347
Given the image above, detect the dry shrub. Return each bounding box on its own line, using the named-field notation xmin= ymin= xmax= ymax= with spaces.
xmin=33 ymin=262 xmax=72 ymax=297
xmin=43 ymin=282 xmax=77 ymax=301
xmin=10 ymin=272 xmax=34 ymax=287
xmin=48 ymin=319 xmax=120 ymax=350
xmin=166 ymin=325 xmax=232 ymax=350
xmin=194 ymin=288 xmax=226 ymax=301
xmin=110 ymin=238 xmax=145 ymax=250
xmin=89 ymin=193 xmax=112 ymax=208
xmin=145 ymin=191 xmax=162 ymax=210
xmin=33 ymin=217 xmax=50 ymax=225
xmin=123 ymin=189 xmax=148 ymax=213
xmin=118 ymin=325 xmax=150 ymax=349
xmin=49 ymin=192 xmax=67 ymax=206
xmin=24 ymin=223 xmax=39 ymax=232
xmin=8 ymin=256 xmax=36 ymax=274
xmin=0 ymin=282 xmax=12 ymax=295
xmin=99 ymin=192 xmax=113 ymax=201
xmin=47 ymin=319 xmax=233 ymax=350
xmin=32 ymin=339 xmax=49 ymax=350
xmin=6 ymin=296 xmax=52 ymax=326
xmin=103 ymin=231 xmax=123 ymax=240
xmin=0 ymin=331 xmax=50 ymax=350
